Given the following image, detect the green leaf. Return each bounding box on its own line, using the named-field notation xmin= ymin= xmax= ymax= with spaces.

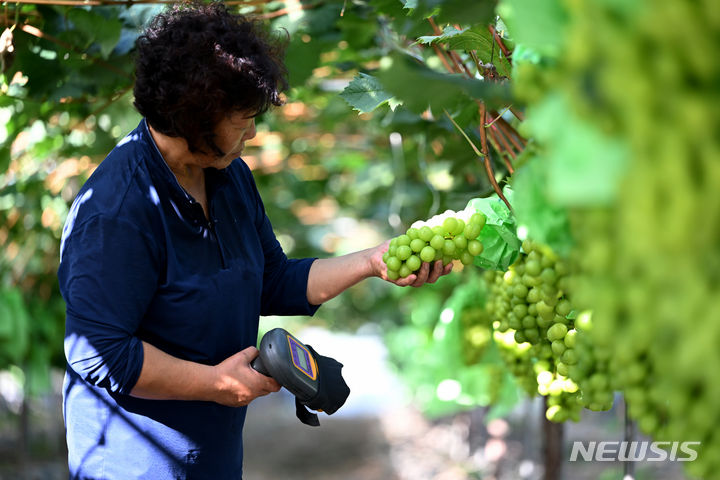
xmin=340 ymin=73 xmax=397 ymax=113
xmin=446 ymin=25 xmax=493 ymax=53
xmin=377 ymin=53 xmax=510 ymax=114
xmin=415 ymin=26 xmax=466 ymax=46
xmin=67 ymin=8 xmax=123 ymax=59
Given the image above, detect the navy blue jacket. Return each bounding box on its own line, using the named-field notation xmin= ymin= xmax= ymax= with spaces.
xmin=58 ymin=119 xmax=319 ymax=479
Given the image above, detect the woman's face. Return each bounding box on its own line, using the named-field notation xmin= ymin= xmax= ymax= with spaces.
xmin=204 ymin=111 xmax=257 ymax=169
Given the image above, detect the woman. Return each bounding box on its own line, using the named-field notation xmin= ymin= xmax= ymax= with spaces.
xmin=58 ymin=3 xmax=451 ymax=479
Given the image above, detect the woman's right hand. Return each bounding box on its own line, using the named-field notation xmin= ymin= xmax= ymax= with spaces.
xmin=212 ymin=346 xmax=281 ymax=407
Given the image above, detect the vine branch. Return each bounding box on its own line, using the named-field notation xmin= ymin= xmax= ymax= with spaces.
xmin=488 ymin=24 xmax=512 ymax=65
xmin=478 ymin=103 xmax=512 ymax=211
xmin=487 ymin=128 xmax=515 ymax=174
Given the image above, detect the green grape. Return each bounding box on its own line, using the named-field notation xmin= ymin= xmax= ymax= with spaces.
xmin=470 ymin=212 xmax=486 ymax=229
xmin=396 ymin=234 xmax=411 ymax=246
xmin=442 ymin=217 xmax=458 ymax=235
xmin=540 ymin=268 xmax=557 ymax=285
xmin=564 ymin=329 xmax=577 ymax=348
xmin=555 ymin=299 xmax=572 ymax=317
xmin=405 ymin=255 xmax=421 ymax=272
xmin=409 ymin=238 xmax=426 ymax=253
xmin=536 ymin=301 xmax=555 ymax=319
xmin=513 ymin=304 xmax=528 ymax=318
xmin=454 ymin=235 xmax=468 ymax=250
xmin=396 ymin=245 xmax=412 ymax=261
xmin=551 ymin=340 xmax=567 ymax=356
xmin=406 ymin=228 xmax=419 ymax=240
xmin=430 ymin=234 xmax=444 ymax=250
xmin=525 ymin=328 xmax=540 ymax=344
xmin=512 ymin=284 xmax=528 ymax=299
xmin=442 ymin=239 xmax=456 ymax=256
xmin=464 ymin=223 xmax=481 ymax=240
xmin=387 ymin=270 xmax=399 ymax=281
xmin=561 ymin=349 xmax=578 ymax=365
xmin=526 ymin=287 xmax=541 ymax=303
xmin=398 ymin=264 xmax=412 ymax=278
xmin=525 ymin=260 xmax=541 ymax=276
xmin=460 ymin=251 xmax=474 ymax=265
xmin=452 ymin=219 xmax=465 ymax=236
xmin=418 ymin=226 xmax=434 ymax=242
xmin=420 ymin=246 xmax=436 ymax=263
xmin=547 ymin=323 xmax=568 ymax=342
xmin=386 ymin=256 xmax=401 ymax=272
xmin=467 ymin=239 xmax=483 ymax=256
xmin=382 ymin=251 xmax=389 ymax=263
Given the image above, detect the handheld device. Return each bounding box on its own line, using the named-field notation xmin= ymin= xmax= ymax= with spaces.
xmin=251 ymin=328 xmax=319 ymax=403
xmin=251 ymin=327 xmax=351 ymax=427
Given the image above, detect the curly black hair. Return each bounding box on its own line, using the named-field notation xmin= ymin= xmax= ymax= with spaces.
xmin=133 ymin=1 xmax=288 ymax=155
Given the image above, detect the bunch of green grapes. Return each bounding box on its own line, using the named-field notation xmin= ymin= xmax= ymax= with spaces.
xmin=382 ymin=210 xmax=486 ymax=280
xmin=486 ymin=239 xmax=572 ymax=349
xmin=565 ymin=311 xmax=614 ymax=412
xmin=485 ymin=240 xmax=587 ymax=422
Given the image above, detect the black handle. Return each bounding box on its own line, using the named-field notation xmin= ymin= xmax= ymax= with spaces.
xmin=250 ymin=356 xmax=271 ymax=377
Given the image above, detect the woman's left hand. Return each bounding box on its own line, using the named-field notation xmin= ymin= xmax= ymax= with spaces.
xmin=369 ymin=240 xmax=453 ymax=287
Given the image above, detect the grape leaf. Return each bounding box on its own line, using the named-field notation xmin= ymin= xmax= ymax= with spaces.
xmin=340 ymin=73 xmax=397 ymax=113
xmin=377 ymin=53 xmax=511 ymax=114
xmin=415 ymin=26 xmax=466 ymax=46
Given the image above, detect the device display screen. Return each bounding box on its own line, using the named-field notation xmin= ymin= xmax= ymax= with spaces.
xmin=289 ymin=337 xmax=316 ymax=379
